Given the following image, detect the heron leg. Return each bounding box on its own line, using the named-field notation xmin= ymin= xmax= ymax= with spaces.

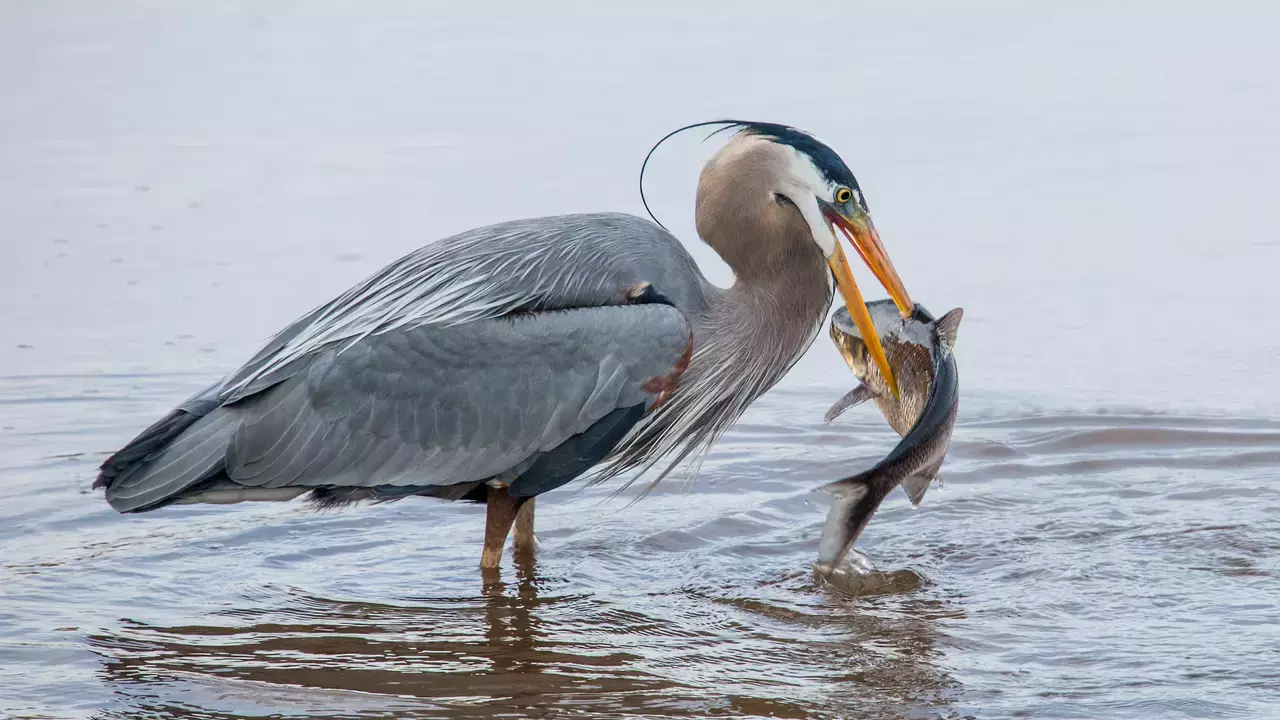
xmin=481 ymin=484 xmax=525 ymax=570
xmin=513 ymin=497 xmax=537 ymax=556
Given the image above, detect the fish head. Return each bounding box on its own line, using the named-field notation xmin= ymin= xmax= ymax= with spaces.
xmin=828 ymin=301 xmax=963 ymax=431
xmin=827 ymin=311 xmax=874 ymax=382
xmin=830 ymin=300 xmax=932 ymax=391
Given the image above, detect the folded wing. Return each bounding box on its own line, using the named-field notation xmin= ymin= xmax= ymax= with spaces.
xmin=101 ymin=304 xmax=691 ymax=512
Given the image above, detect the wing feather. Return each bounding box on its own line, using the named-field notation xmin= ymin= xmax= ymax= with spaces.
xmin=104 ymin=411 xmax=238 ymax=511
xmin=217 ymin=213 xmax=707 ymax=399
xmin=98 ymin=213 xmax=709 ymax=510
xmin=203 ymin=304 xmax=689 ymax=497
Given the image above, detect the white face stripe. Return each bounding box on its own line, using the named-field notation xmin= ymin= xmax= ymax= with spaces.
xmin=778 ymin=146 xmax=839 ymax=257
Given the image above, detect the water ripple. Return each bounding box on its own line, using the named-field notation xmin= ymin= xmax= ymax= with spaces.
xmin=2 ymin=380 xmax=1278 ymax=718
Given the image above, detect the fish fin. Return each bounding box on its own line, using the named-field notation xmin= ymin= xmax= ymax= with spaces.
xmin=823 ymin=384 xmax=875 ymax=423
xmin=935 ymin=308 xmax=964 ymax=355
xmin=901 ymin=475 xmax=931 ymax=507
xmin=817 ymin=471 xmax=890 ymax=573
xmin=822 ymin=473 xmax=872 ymax=499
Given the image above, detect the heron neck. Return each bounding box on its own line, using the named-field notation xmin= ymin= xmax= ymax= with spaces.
xmin=698 ymin=245 xmax=832 ymax=387
xmin=590 ymin=240 xmax=831 ymax=488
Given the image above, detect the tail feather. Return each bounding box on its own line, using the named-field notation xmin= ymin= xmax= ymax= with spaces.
xmin=98 ymin=408 xmax=239 ymax=513
xmin=96 ymin=385 xmax=225 ymax=490
xmin=95 ymin=409 xmax=204 ymax=490
xmin=96 ymin=357 xmax=310 ymax=513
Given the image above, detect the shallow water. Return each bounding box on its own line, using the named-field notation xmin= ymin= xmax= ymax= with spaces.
xmin=3 ymin=2 xmax=1279 ymax=719
xmin=4 ymin=381 xmax=1279 ymax=718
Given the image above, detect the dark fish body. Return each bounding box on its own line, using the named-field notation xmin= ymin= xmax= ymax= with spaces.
xmin=817 ymin=301 xmax=962 ymax=576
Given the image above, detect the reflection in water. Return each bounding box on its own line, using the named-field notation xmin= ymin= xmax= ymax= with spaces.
xmin=87 ymin=551 xmax=959 ymax=719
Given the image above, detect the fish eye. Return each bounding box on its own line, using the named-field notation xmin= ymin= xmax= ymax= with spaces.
xmin=834 ymin=187 xmax=853 ymax=204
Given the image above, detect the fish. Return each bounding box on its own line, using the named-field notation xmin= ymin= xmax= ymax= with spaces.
xmin=815 ymin=300 xmax=963 ymax=577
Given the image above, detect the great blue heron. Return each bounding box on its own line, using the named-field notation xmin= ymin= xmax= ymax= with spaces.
xmin=95 ymin=121 xmax=914 ymax=569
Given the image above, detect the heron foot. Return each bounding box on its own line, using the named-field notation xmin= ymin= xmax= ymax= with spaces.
xmin=480 ymin=485 xmax=526 ymax=570
xmin=512 ymin=497 xmax=538 ymax=556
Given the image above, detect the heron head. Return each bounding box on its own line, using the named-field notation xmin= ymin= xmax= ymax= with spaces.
xmin=695 ymin=122 xmax=914 ymax=397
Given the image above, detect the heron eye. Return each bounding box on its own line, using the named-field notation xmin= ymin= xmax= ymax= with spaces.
xmin=835 ymin=187 xmax=853 ymax=204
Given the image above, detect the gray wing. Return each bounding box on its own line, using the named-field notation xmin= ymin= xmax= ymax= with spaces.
xmin=102 ymin=304 xmax=691 ymax=512
xmin=98 ymin=212 xmax=709 ymax=510
xmin=219 ymin=213 xmax=710 ymax=400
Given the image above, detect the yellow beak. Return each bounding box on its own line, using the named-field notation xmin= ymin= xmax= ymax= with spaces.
xmin=823 ymin=209 xmax=913 ymax=399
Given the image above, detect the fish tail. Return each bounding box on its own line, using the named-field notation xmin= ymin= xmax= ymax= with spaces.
xmin=816 ymin=470 xmax=894 ymax=574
